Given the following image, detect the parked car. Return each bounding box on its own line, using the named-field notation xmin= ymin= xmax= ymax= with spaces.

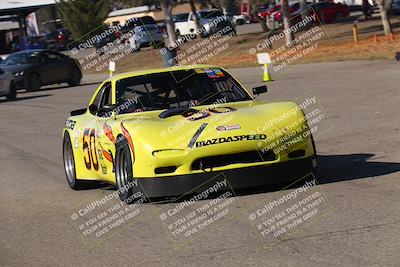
xmin=127 ymin=16 xmax=165 ymax=51
xmin=0 ymin=50 xmax=82 ymax=92
xmin=391 ymin=0 xmax=400 ymax=14
xmin=257 ymin=5 xmax=281 ymax=19
xmin=226 ymin=12 xmax=250 ymax=25
xmin=0 ymin=69 xmax=16 ymax=100
xmin=19 ymin=36 xmax=47 ymax=51
xmin=45 ymin=28 xmax=72 ymax=51
xmin=270 ymin=2 xmax=313 ymax=22
xmin=300 ymin=2 xmax=350 ymax=23
xmin=174 ymin=10 xmax=236 ymax=38
xmin=94 ymin=26 xmax=122 ymax=53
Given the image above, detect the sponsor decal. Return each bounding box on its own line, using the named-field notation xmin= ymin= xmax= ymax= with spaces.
xmin=65 ymin=120 xmax=76 ymax=130
xmin=97 ymin=129 xmax=102 ymax=138
xmin=101 ymin=166 xmax=107 ymax=174
xmin=216 ymin=124 xmax=241 ymax=131
xmin=195 ymin=134 xmax=267 ymax=148
xmin=204 ymin=68 xmax=225 ymax=78
xmin=213 ymin=68 xmax=225 ymax=77
xmin=73 ymin=137 xmax=79 ymax=148
xmin=195 ymin=68 xmax=205 ymax=74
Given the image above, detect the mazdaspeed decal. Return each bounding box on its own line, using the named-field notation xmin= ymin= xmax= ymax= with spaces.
xmin=196 ymin=134 xmax=267 ymax=148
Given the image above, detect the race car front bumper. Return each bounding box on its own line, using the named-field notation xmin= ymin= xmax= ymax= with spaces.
xmin=135 ymin=156 xmax=316 ymax=198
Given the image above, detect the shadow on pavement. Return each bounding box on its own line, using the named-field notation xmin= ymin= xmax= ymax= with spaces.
xmin=164 ymin=153 xmax=400 ymax=202
xmin=316 ymin=153 xmax=400 ymax=184
xmin=0 ymin=94 xmax=52 ymax=103
xmin=72 ymin=153 xmax=400 ymax=204
xmin=235 ymin=153 xmax=400 ymax=198
xmin=17 ymin=82 xmax=100 ymax=94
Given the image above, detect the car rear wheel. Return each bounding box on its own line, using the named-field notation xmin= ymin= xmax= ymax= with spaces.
xmin=6 ymin=83 xmax=16 ymax=100
xmin=236 ymin=19 xmax=245 ymax=25
xmin=27 ymin=72 xmax=41 ymax=92
xmin=115 ymin=137 xmax=135 ymax=203
xmin=68 ymin=68 xmax=81 ymax=87
xmin=152 ymin=41 xmax=165 ymax=49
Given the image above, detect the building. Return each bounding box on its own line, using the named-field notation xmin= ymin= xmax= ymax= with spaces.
xmin=105 ymin=3 xmax=195 ymax=26
xmin=0 ymin=0 xmax=57 ymax=53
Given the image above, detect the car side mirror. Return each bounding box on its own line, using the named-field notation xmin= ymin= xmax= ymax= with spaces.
xmin=252 ymin=85 xmax=268 ymax=95
xmin=88 ymin=104 xmax=98 ymax=114
xmin=97 ymin=104 xmax=118 ymax=117
xmin=100 ymin=104 xmax=117 ymax=112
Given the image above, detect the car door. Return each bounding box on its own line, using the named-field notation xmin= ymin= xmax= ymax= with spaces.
xmin=40 ymin=51 xmax=68 ymax=84
xmin=49 ymin=51 xmax=72 ymax=82
xmin=88 ymin=82 xmax=116 ymax=180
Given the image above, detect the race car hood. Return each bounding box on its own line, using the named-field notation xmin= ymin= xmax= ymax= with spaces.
xmin=117 ymin=100 xmax=304 ymax=153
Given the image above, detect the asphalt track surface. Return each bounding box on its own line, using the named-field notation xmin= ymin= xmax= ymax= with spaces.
xmin=0 ymin=60 xmax=399 ymax=266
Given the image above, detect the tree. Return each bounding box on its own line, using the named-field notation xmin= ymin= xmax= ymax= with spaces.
xmin=299 ymin=0 xmax=308 ymax=20
xmin=281 ymin=0 xmax=294 ymax=45
xmin=252 ymin=0 xmax=269 ymax=32
xmin=219 ymin=0 xmax=236 ymax=13
xmin=189 ymin=0 xmax=201 ymax=35
xmin=56 ymin=0 xmax=110 ymax=40
xmin=160 ymin=0 xmax=176 ymax=45
xmin=376 ymin=0 xmax=393 ymax=35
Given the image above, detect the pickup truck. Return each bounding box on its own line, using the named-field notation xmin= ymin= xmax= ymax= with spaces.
xmin=173 ymin=10 xmax=236 ymax=38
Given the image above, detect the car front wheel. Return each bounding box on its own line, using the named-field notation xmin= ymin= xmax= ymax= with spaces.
xmin=6 ymin=82 xmax=16 ymax=100
xmin=27 ymin=72 xmax=41 ymax=92
xmin=63 ymin=131 xmax=88 ymax=189
xmin=115 ymin=137 xmax=135 ymax=203
xmin=68 ymin=68 xmax=81 ymax=87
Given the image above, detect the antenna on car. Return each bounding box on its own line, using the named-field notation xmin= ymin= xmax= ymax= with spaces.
xmin=109 ymin=60 xmax=116 ymax=78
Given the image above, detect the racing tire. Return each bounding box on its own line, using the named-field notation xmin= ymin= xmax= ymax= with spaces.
xmin=6 ymin=83 xmax=17 ymax=101
xmin=115 ymin=137 xmax=135 ymax=203
xmin=236 ymin=19 xmax=245 ymax=25
xmin=27 ymin=72 xmax=41 ymax=92
xmin=68 ymin=68 xmax=81 ymax=87
xmin=153 ymin=41 xmax=165 ymax=49
xmin=175 ymin=30 xmax=181 ymax=39
xmin=63 ymin=131 xmax=88 ymax=190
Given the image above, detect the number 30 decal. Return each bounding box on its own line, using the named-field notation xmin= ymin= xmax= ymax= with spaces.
xmin=83 ymin=128 xmax=99 ymax=171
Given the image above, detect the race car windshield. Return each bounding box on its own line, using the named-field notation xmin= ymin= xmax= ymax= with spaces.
xmin=116 ymin=69 xmax=252 ymax=113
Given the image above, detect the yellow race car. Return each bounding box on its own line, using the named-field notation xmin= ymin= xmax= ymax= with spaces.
xmin=62 ymin=65 xmax=317 ymax=201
